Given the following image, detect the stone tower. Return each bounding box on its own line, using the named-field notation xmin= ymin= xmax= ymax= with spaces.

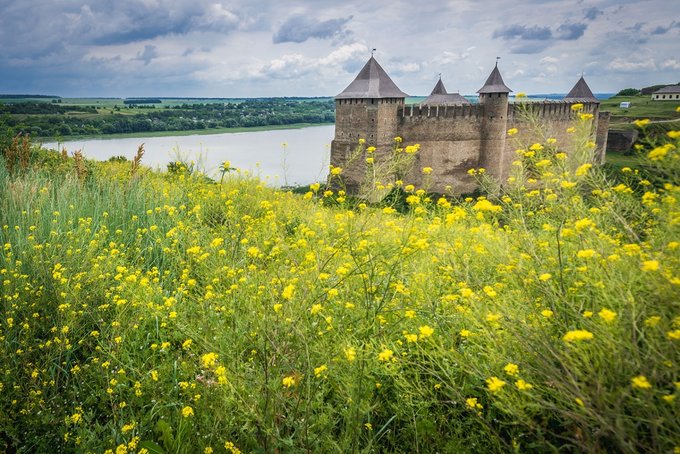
xmin=564 ymin=75 xmax=609 ymax=163
xmin=477 ymin=63 xmax=512 ymax=180
xmin=330 ymin=56 xmax=408 ymax=192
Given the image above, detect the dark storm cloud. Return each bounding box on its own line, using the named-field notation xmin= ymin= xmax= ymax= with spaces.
xmin=0 ymin=1 xmax=241 ymax=57
xmin=273 ymin=15 xmax=352 ymax=44
xmin=583 ymin=7 xmax=603 ymax=21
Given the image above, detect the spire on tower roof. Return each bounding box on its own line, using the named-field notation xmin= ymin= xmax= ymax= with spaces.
xmin=335 ymin=57 xmax=408 ymax=99
xmin=430 ymin=78 xmax=447 ymax=95
xmin=476 ymin=65 xmax=512 ymax=94
xmin=421 ymin=77 xmax=470 ymax=105
xmin=564 ymin=76 xmax=597 ymax=102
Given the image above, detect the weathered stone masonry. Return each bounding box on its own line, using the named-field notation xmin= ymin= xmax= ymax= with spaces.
xmin=330 ymin=57 xmax=610 ymax=195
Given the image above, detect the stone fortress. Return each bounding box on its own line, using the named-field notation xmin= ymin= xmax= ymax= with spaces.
xmin=330 ymin=57 xmax=610 ymax=195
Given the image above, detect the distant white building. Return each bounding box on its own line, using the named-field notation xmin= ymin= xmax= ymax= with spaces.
xmin=651 ymin=85 xmax=680 ymax=101
xmin=619 ymin=102 xmax=631 ymax=108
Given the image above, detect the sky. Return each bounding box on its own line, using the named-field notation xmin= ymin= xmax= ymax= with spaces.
xmin=0 ymin=0 xmax=678 ymax=97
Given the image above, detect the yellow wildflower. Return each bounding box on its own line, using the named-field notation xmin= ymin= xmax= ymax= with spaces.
xmin=507 ymin=128 xmax=518 ymax=136
xmin=570 ymin=103 xmax=584 ymax=111
xmin=201 ymin=352 xmax=219 ymax=368
xmin=598 ymin=309 xmax=617 ymax=323
xmin=344 ymin=346 xmax=357 ymax=362
xmin=633 ymin=119 xmax=650 ymax=128
xmin=563 ymin=330 xmax=594 ymax=342
xmin=181 ymin=406 xmax=194 ymax=418
xmin=419 ymin=325 xmax=434 ymax=338
xmin=631 ymin=375 xmax=652 ymax=389
xmin=378 ymin=349 xmax=394 ymax=362
xmin=641 ymin=260 xmax=659 ymax=272
xmin=282 ymin=376 xmax=296 ymax=388
xmin=314 ymin=365 xmax=328 ymax=377
xmin=503 ymin=363 xmax=519 ymax=376
xmin=577 ymin=249 xmax=596 ymax=259
xmin=281 ymin=284 xmax=295 ymax=300
xmin=515 ymin=379 xmax=533 ymax=390
xmin=486 ymin=376 xmax=506 ymax=392
xmin=466 ymin=397 xmax=483 ymax=410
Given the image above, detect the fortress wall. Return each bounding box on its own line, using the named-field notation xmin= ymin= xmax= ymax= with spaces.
xmin=397 ymin=105 xmax=484 ymax=140
xmin=502 ymin=101 xmax=603 ymax=181
xmin=396 ymin=104 xmax=485 ymax=193
xmin=407 ymin=140 xmax=483 ymax=194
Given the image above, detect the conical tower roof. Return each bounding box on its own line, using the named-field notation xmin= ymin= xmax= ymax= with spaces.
xmin=335 ymin=57 xmax=408 ymax=99
xmin=477 ymin=64 xmax=512 ymax=94
xmin=421 ymin=77 xmax=470 ymax=105
xmin=430 ymin=78 xmax=447 ymax=95
xmin=564 ymin=76 xmax=597 ymax=101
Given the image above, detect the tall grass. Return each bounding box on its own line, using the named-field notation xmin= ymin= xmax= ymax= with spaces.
xmin=0 ymin=117 xmax=678 ymax=453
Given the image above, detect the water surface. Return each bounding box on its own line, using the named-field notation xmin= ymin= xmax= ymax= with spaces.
xmin=44 ymin=125 xmax=334 ymax=186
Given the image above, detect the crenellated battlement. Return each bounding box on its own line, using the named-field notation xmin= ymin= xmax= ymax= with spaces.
xmin=398 ymin=104 xmax=482 ymax=119
xmin=508 ymin=100 xmax=599 ymax=120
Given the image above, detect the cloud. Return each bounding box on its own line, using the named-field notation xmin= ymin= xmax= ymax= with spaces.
xmin=651 ymin=21 xmax=679 ymax=35
xmin=555 ymin=23 xmax=587 ymax=40
xmin=608 ymin=57 xmax=657 ymax=72
xmin=583 ymin=7 xmax=603 ymax=21
xmin=318 ymin=42 xmax=368 ymax=67
xmin=659 ymin=59 xmax=680 ymax=70
xmin=509 ymin=42 xmax=551 ymax=54
xmin=136 ymin=45 xmax=158 ymax=65
xmin=273 ymin=15 xmax=352 ymax=44
xmin=493 ymin=25 xmax=552 ymax=41
xmin=493 ymin=21 xmax=588 ymax=54
xmin=433 ymin=48 xmax=475 ymax=65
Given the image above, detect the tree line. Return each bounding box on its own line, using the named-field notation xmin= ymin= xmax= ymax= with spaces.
xmin=0 ymin=98 xmax=335 ymax=138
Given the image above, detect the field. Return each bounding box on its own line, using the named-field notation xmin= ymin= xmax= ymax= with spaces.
xmin=600 ymin=95 xmax=680 ymax=130
xmin=1 ymin=114 xmax=679 ymax=453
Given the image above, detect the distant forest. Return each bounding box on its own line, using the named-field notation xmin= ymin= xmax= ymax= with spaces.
xmin=0 ymin=98 xmax=335 ymax=138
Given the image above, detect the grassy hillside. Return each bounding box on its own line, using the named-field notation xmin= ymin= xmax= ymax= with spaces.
xmin=601 ymin=95 xmax=680 ymax=130
xmin=1 ymin=117 xmax=679 ymax=452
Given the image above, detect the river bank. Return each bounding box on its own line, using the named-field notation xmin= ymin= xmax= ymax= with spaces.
xmin=43 ymin=124 xmax=335 ymax=186
xmin=38 ymin=122 xmax=332 ymax=143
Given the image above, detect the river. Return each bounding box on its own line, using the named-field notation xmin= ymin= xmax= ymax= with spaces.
xmin=43 ymin=125 xmax=334 ymax=186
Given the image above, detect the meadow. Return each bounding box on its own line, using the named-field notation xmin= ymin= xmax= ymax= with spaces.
xmin=0 ymin=108 xmax=679 ymax=453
